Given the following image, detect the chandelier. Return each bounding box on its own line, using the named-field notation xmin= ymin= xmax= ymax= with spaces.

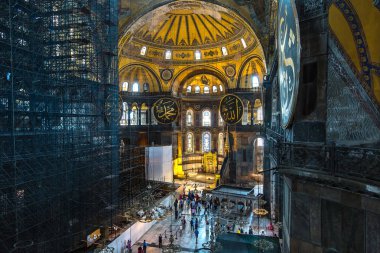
xmin=253 ymin=208 xmax=268 ymax=217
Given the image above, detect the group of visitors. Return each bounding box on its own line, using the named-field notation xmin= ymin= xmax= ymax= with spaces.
xmin=125 ymin=184 xmax=275 ymax=252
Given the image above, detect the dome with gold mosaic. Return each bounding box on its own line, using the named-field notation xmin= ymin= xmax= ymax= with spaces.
xmin=119 ymin=1 xmax=262 ymax=64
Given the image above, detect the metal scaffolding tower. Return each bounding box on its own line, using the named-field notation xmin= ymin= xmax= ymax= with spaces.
xmin=0 ymin=0 xmax=119 ymax=252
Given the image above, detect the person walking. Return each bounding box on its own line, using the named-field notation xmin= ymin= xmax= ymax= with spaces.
xmin=143 ymin=240 xmax=147 ymax=253
xmin=190 ymin=218 xmax=194 ymax=231
xmin=195 ymin=218 xmax=199 ymax=230
xmin=158 ymin=234 xmax=162 ymax=248
xmin=138 ymin=246 xmax=143 ymax=253
xmin=194 ymin=228 xmax=199 ymax=243
xmin=127 ymin=239 xmax=132 ymax=253
xmin=249 ymin=226 xmax=253 ymax=235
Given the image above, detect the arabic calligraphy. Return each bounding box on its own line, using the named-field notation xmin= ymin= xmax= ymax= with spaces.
xmin=153 ymin=98 xmax=179 ymax=124
xmin=219 ymin=94 xmax=243 ymax=124
xmin=278 ymin=0 xmax=300 ymax=128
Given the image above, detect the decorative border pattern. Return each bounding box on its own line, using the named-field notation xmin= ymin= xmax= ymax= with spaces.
xmin=330 ymin=0 xmax=372 ymax=87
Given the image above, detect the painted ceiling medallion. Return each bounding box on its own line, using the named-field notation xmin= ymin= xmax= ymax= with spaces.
xmin=278 ymin=0 xmax=301 ymax=128
xmin=160 ymin=69 xmax=173 ymax=81
xmin=225 ymin=65 xmax=236 ymax=78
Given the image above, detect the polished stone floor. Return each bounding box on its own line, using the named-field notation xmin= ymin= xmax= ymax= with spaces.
xmin=131 ymin=184 xmax=277 ymax=252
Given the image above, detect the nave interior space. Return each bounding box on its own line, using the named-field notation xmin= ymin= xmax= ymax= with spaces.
xmin=0 ymin=0 xmax=379 ymax=252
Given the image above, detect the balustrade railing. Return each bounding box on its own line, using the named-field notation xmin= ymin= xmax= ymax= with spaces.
xmin=267 ymin=130 xmax=380 ymax=183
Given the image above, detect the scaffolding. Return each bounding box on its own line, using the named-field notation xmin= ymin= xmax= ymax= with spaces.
xmin=0 ymin=0 xmax=119 ymax=252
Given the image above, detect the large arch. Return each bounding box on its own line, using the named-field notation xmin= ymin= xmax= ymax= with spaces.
xmin=236 ymin=55 xmax=267 ymax=88
xmin=171 ymin=65 xmax=229 ymax=96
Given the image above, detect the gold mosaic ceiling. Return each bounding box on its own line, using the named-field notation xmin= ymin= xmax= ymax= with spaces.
xmin=133 ymin=9 xmax=243 ymax=47
xmin=120 ymin=1 xmax=261 ymax=63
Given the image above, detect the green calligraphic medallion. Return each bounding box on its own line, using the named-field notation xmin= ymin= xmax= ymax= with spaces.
xmin=153 ymin=98 xmax=179 ymax=124
xmin=219 ymin=94 xmax=243 ymax=125
xmin=278 ymin=0 xmax=301 ymax=128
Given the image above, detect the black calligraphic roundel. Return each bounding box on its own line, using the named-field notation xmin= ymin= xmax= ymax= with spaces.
xmin=278 ymin=0 xmax=301 ymax=128
xmin=153 ymin=98 xmax=179 ymax=124
xmin=219 ymin=94 xmax=244 ymax=125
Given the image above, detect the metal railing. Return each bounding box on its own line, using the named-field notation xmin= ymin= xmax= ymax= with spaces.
xmin=268 ymin=138 xmax=380 ymax=183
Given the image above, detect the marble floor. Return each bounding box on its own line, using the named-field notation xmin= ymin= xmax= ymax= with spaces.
xmin=131 ymin=184 xmax=277 ymax=253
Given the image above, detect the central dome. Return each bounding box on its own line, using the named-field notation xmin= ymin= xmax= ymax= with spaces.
xmin=120 ymin=1 xmax=262 ymax=64
xmin=133 ymin=7 xmax=243 ymax=47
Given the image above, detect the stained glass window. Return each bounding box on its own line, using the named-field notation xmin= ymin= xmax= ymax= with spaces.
xmin=186 ymin=110 xmax=193 ymax=126
xmin=202 ymin=132 xmax=211 ymax=152
xmin=202 ymin=110 xmax=211 ymax=126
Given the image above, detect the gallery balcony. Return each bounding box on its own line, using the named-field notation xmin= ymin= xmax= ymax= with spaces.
xmin=267 ymin=130 xmax=380 ymax=187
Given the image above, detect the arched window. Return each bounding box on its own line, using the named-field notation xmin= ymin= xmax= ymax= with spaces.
xmin=257 ymin=106 xmax=263 ymax=123
xmin=221 ymin=46 xmax=228 ymax=56
xmin=130 ymin=104 xmax=138 ymax=125
xmin=253 ymin=99 xmax=263 ymax=125
xmin=204 ymin=86 xmax=210 ymax=94
xmin=165 ymin=50 xmax=172 ymax=60
xmin=218 ymin=133 xmax=224 ymax=155
xmin=257 ymin=138 xmax=264 ymax=147
xmin=140 ymin=46 xmax=147 ymax=56
xmin=195 ymin=86 xmax=200 ymax=93
xmin=212 ymin=86 xmax=218 ymax=93
xmin=219 ymin=85 xmax=223 ymax=91
xmin=255 ymin=137 xmax=264 ymax=172
xmin=241 ymin=38 xmax=247 ymax=48
xmin=120 ymin=102 xmax=128 ymax=125
xmin=186 ymin=86 xmax=192 ymax=93
xmin=252 ymin=75 xmax=260 ymax=88
xmin=202 ymin=132 xmax=211 ymax=152
xmin=141 ymin=104 xmax=148 ymax=125
xmin=186 ymin=132 xmax=194 ymax=153
xmin=132 ymin=82 xmax=139 ymax=92
xmin=195 ymin=50 xmax=201 ymax=60
xmin=186 ymin=109 xmax=193 ymax=126
xmin=122 ymin=82 xmax=129 ymax=91
xmin=202 ymin=110 xmax=211 ymax=126
xmin=143 ymin=83 xmax=149 ymax=92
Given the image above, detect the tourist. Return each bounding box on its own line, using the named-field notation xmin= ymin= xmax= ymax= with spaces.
xmin=195 ymin=218 xmax=199 ymax=230
xmin=190 ymin=218 xmax=194 ymax=231
xmin=127 ymin=239 xmax=132 ymax=253
xmin=249 ymin=227 xmax=253 ymax=235
xmin=194 ymin=228 xmax=199 ymax=243
xmin=158 ymin=234 xmax=162 ymax=248
xmin=143 ymin=240 xmax=147 ymax=252
xmin=138 ymin=246 xmax=143 ymax=253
